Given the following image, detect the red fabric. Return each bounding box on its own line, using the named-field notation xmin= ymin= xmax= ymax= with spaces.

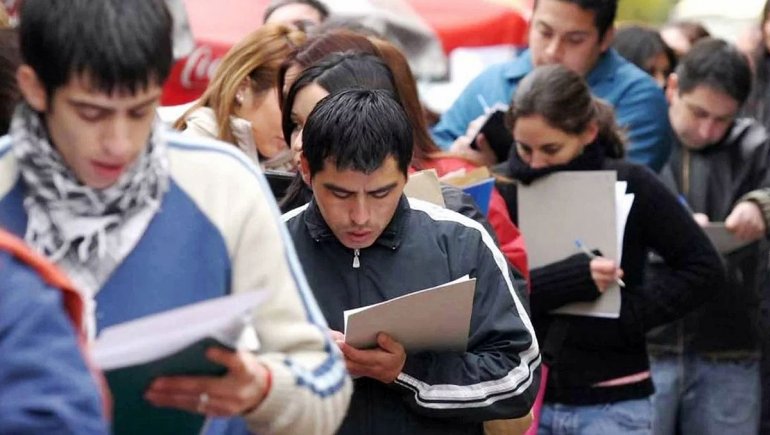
xmin=421 ymin=156 xmax=530 ymax=282
xmin=0 ymin=229 xmax=112 ymax=419
xmin=525 ymin=364 xmax=547 ymax=435
xmin=408 ymin=0 xmax=529 ymax=54
xmin=163 ymin=0 xmax=531 ymax=104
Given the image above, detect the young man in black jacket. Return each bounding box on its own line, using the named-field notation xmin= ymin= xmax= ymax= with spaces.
xmin=283 ymin=89 xmax=540 ymax=435
xmin=648 ymin=38 xmax=770 ymax=435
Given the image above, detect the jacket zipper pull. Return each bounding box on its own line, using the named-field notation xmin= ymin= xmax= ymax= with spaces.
xmin=353 ymin=249 xmax=360 ymax=269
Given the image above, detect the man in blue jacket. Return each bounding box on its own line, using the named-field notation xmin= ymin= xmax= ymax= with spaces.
xmin=0 ymin=229 xmax=107 ymax=434
xmin=432 ymin=0 xmax=671 ymax=172
xmin=283 ymin=88 xmax=540 ymax=434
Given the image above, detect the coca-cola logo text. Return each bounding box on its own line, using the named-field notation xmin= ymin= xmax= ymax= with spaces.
xmin=180 ymin=45 xmax=222 ymax=89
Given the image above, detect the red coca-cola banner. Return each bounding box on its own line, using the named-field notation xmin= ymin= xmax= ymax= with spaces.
xmin=161 ymin=43 xmax=227 ymax=106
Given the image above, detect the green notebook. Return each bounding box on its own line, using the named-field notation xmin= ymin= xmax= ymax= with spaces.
xmin=107 ymin=337 xmax=229 ymax=435
xmin=93 ymin=292 xmax=266 ymax=435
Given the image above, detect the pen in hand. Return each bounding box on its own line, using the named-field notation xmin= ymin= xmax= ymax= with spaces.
xmin=574 ymin=239 xmax=626 ymax=288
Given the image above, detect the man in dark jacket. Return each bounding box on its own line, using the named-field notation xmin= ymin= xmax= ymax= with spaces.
xmin=283 ymin=89 xmax=540 ymax=435
xmin=648 ymin=38 xmax=770 ymax=435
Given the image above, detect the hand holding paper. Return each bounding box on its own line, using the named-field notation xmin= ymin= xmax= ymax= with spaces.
xmin=146 ymin=348 xmax=271 ymax=416
xmin=339 ymin=332 xmax=406 ymax=384
xmin=725 ymin=201 xmax=766 ymax=241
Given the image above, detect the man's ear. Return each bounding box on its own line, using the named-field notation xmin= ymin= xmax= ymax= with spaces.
xmin=16 ymin=65 xmax=48 ymax=112
xmin=299 ymin=154 xmax=312 ymax=186
xmin=599 ymin=26 xmax=615 ymax=53
xmin=665 ymin=73 xmax=679 ymax=103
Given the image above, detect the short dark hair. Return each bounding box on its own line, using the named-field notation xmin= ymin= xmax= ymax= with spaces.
xmin=534 ymin=0 xmax=617 ymax=39
xmin=19 ymin=0 xmax=173 ymax=96
xmin=302 ymin=89 xmax=413 ymax=177
xmin=675 ymin=38 xmax=752 ymax=106
xmin=613 ymin=25 xmax=676 ymax=74
xmin=0 ymin=28 xmax=20 ymax=135
xmin=263 ymin=0 xmax=329 ymax=23
xmin=282 ymin=52 xmax=396 ymax=145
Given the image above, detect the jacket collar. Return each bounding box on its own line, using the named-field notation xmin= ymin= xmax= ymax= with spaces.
xmin=303 ymin=195 xmax=411 ymax=250
xmin=503 ymin=48 xmax=621 ymax=87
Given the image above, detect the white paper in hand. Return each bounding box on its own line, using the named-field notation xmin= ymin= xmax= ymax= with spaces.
xmin=344 ymin=275 xmax=476 ymax=352
xmin=93 ymin=291 xmax=266 ymax=370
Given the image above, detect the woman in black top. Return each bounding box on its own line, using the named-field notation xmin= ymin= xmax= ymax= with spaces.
xmin=494 ymin=65 xmax=724 ymax=434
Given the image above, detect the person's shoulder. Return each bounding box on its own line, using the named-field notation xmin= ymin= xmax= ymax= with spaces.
xmin=469 ymin=52 xmax=532 ymax=86
xmin=281 ymin=202 xmax=309 ymax=226
xmin=164 ymin=127 xmax=263 ymax=190
xmin=0 ymin=250 xmax=51 ymax=317
xmin=730 ymin=117 xmax=768 ymax=147
xmin=162 ymin=127 xmax=280 ymax=240
xmin=606 ymin=51 xmax=661 ymax=93
xmin=407 ymin=197 xmax=488 ymax=238
xmin=605 ymin=158 xmax=664 ymax=194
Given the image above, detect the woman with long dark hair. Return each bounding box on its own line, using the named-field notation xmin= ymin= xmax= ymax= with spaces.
xmin=494 ymin=64 xmax=723 ymax=434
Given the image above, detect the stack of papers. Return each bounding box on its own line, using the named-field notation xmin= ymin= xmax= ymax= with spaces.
xmin=404 ymin=167 xmax=496 ymax=215
xmin=344 ymin=276 xmax=476 ymax=352
xmin=518 ymin=171 xmax=634 ymax=318
xmin=404 ymin=169 xmax=446 ymax=208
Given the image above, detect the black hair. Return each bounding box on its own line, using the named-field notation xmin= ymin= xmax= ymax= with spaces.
xmin=509 ymin=64 xmax=625 ymax=158
xmin=302 ymin=89 xmax=412 ymax=177
xmin=19 ymin=0 xmax=173 ymax=96
xmin=534 ymin=0 xmax=617 ymax=39
xmin=281 ymin=51 xmax=396 ymax=144
xmin=263 ymin=0 xmax=329 ymax=23
xmin=0 ymin=28 xmax=20 ymax=135
xmin=675 ymin=38 xmax=752 ymax=106
xmin=613 ymin=25 xmax=676 ymax=76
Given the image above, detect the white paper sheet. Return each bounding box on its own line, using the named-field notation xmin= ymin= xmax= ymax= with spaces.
xmin=344 ymin=276 xmax=476 ymax=352
xmin=93 ymin=291 xmax=266 ymax=370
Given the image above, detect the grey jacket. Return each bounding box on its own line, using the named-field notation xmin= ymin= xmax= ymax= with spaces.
xmin=648 ymin=118 xmax=770 ymax=356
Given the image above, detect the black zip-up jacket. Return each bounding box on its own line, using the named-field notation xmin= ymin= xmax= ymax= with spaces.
xmin=495 ymin=157 xmax=724 ymax=405
xmin=648 ymin=118 xmax=770 ymax=356
xmin=283 ymin=196 xmax=539 ymax=435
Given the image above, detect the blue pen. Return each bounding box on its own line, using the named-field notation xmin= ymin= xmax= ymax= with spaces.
xmin=574 ymin=239 xmax=626 ymax=288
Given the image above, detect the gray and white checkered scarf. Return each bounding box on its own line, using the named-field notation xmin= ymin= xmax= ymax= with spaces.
xmin=11 ymin=103 xmax=169 ymax=264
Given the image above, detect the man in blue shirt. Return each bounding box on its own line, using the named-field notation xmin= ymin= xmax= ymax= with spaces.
xmin=431 ymin=0 xmax=671 ymax=172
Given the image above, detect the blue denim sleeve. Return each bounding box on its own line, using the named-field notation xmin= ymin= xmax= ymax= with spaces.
xmin=431 ymin=64 xmax=513 ymax=150
xmin=615 ymin=80 xmax=672 ymax=173
xmin=0 ymin=253 xmax=108 ymax=435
